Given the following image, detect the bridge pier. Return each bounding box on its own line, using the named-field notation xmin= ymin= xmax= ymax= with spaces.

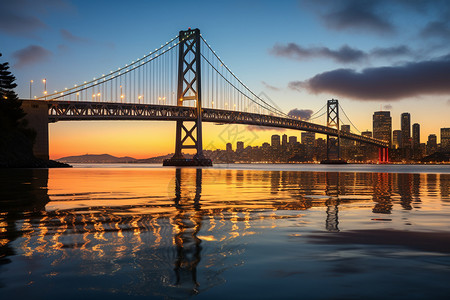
xmin=21 ymin=100 xmax=49 ymax=160
xmin=378 ymin=147 xmax=389 ymax=163
xmin=163 ymin=28 xmax=212 ymax=167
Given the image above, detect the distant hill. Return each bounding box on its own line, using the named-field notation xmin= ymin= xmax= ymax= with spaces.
xmin=57 ymin=154 xmax=137 ymax=163
xmin=55 ymin=153 xmax=194 ymax=164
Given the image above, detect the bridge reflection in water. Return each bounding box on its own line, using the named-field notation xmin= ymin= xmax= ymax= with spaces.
xmin=0 ymin=168 xmax=449 ymax=297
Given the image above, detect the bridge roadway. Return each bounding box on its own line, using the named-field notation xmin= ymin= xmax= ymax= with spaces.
xmin=44 ymin=100 xmax=387 ymax=147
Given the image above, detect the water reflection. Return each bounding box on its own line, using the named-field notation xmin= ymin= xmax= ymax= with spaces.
xmin=0 ymin=168 xmax=449 ymax=297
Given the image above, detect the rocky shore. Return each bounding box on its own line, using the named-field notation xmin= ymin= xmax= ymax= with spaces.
xmin=0 ymin=130 xmax=71 ymax=168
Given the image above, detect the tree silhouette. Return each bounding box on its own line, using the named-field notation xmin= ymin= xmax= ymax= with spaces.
xmin=0 ymin=53 xmax=26 ymax=129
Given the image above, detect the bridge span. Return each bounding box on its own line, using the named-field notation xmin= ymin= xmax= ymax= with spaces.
xmin=21 ymin=99 xmax=388 ymax=161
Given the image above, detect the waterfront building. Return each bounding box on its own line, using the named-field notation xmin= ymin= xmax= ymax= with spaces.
xmin=236 ymin=141 xmax=244 ymax=153
xmin=441 ymin=128 xmax=450 ymax=152
xmin=427 ymin=134 xmax=437 ymax=155
xmin=373 ymin=111 xmax=392 ymax=146
xmin=282 ymin=134 xmax=288 ymax=147
xmin=271 ymin=135 xmax=280 ymax=147
xmin=393 ymin=130 xmax=402 ymax=149
xmin=288 ymin=136 xmax=297 ymax=145
xmin=401 ymin=112 xmax=411 ymax=148
xmin=412 ymin=123 xmax=420 ymax=149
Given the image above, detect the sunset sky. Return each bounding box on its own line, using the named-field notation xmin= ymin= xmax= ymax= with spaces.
xmin=1 ymin=0 xmax=449 ymax=159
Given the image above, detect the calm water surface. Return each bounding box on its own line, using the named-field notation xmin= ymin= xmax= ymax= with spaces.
xmin=1 ymin=164 xmax=450 ymax=299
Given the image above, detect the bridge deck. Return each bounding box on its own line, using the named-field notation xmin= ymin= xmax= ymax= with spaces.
xmin=24 ymin=100 xmax=388 ymax=148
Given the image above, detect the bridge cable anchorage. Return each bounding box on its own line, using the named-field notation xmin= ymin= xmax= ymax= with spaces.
xmin=36 ymin=35 xmax=181 ymax=102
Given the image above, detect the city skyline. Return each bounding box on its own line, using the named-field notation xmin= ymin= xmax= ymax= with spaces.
xmin=1 ymin=0 xmax=450 ymax=159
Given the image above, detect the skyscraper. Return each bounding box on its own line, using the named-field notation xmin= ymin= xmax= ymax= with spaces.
xmin=412 ymin=123 xmax=420 ymax=149
xmin=373 ymin=111 xmax=392 ymax=146
xmin=427 ymin=134 xmax=437 ymax=155
xmin=236 ymin=141 xmax=244 ymax=153
xmin=288 ymin=136 xmax=297 ymax=145
xmin=282 ymin=134 xmax=288 ymax=147
xmin=441 ymin=128 xmax=450 ymax=152
xmin=340 ymin=125 xmax=352 ymax=148
xmin=401 ymin=112 xmax=411 ymax=148
xmin=271 ymin=135 xmax=280 ymax=147
xmin=393 ymin=130 xmax=402 ymax=149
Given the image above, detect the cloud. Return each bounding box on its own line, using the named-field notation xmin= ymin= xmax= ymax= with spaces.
xmin=383 ymin=104 xmax=392 ymax=110
xmin=287 ymin=108 xmax=314 ymax=121
xmin=247 ymin=125 xmax=285 ymax=132
xmin=270 ymin=43 xmax=412 ymax=64
xmin=12 ymin=45 xmax=52 ymax=68
xmin=301 ymin=0 xmax=395 ymax=34
xmin=0 ymin=11 xmax=46 ymax=37
xmin=261 ymin=81 xmax=280 ymax=91
xmin=61 ymin=29 xmax=90 ymax=43
xmin=271 ymin=43 xmax=366 ymax=64
xmin=292 ymin=55 xmax=450 ymax=101
xmin=0 ymin=0 xmax=71 ymax=37
xmin=420 ymin=21 xmax=450 ymax=40
xmin=370 ymin=45 xmax=412 ymax=58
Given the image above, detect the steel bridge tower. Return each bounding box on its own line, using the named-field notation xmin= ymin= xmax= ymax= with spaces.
xmin=164 ymin=28 xmax=212 ymax=166
xmin=321 ymin=99 xmax=347 ymax=164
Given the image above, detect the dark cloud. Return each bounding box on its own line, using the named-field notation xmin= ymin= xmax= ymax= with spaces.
xmin=292 ymin=55 xmax=450 ymax=101
xmin=261 ymin=81 xmax=280 ymax=91
xmin=0 ymin=0 xmax=71 ymax=37
xmin=287 ymin=108 xmax=314 ymax=121
xmin=61 ymin=29 xmax=90 ymax=43
xmin=13 ymin=45 xmax=52 ymax=68
xmin=370 ymin=45 xmax=412 ymax=58
xmin=0 ymin=12 xmax=46 ymax=37
xmin=324 ymin=1 xmax=394 ymax=34
xmin=271 ymin=43 xmax=366 ymax=63
xmin=420 ymin=21 xmax=450 ymax=40
xmin=247 ymin=125 xmax=285 ymax=132
xmin=271 ymin=43 xmax=412 ymax=64
xmin=301 ymin=0 xmax=395 ymax=34
xmin=301 ymin=0 xmax=450 ymax=36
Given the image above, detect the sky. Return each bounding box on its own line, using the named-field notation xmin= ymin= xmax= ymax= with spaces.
xmin=1 ymin=0 xmax=449 ymax=159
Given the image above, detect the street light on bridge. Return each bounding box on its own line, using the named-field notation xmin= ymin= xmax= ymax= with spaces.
xmin=42 ymin=78 xmax=47 ymax=100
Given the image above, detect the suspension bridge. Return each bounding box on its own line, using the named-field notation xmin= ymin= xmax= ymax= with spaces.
xmin=22 ymin=28 xmax=389 ymax=165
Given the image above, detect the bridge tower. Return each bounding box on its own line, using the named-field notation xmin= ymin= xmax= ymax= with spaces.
xmin=164 ymin=28 xmax=212 ymax=166
xmin=321 ymin=99 xmax=347 ymax=164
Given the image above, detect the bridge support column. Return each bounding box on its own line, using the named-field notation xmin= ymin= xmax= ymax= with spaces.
xmin=164 ymin=28 xmax=212 ymax=167
xmin=378 ymin=147 xmax=389 ymax=163
xmin=21 ymin=100 xmax=49 ymax=160
xmin=321 ymin=99 xmax=347 ymax=164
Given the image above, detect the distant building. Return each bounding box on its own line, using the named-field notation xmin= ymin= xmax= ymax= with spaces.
xmin=393 ymin=130 xmax=402 ymax=149
xmin=288 ymin=136 xmax=297 ymax=145
xmin=271 ymin=135 xmax=280 ymax=147
xmin=236 ymin=141 xmax=244 ymax=153
xmin=441 ymin=128 xmax=450 ymax=151
xmin=301 ymin=132 xmax=315 ymax=146
xmin=226 ymin=143 xmax=232 ymax=152
xmin=362 ymin=131 xmax=372 ymax=138
xmin=340 ymin=125 xmax=352 ymax=148
xmin=301 ymin=132 xmax=315 ymax=161
xmin=401 ymin=112 xmax=411 ymax=148
xmin=427 ymin=134 xmax=437 ymax=155
xmin=282 ymin=134 xmax=288 ymax=147
xmin=373 ymin=111 xmax=392 ymax=146
xmin=412 ymin=123 xmax=420 ymax=149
